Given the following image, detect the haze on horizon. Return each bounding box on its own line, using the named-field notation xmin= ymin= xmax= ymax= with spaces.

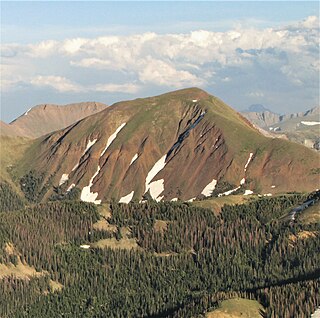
xmin=1 ymin=1 xmax=319 ymax=122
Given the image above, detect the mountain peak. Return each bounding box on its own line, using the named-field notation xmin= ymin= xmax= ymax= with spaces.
xmin=244 ymin=104 xmax=274 ymax=113
xmin=154 ymin=87 xmax=210 ymax=101
xmin=5 ymin=102 xmax=108 ymax=138
xmin=16 ymin=90 xmax=319 ymax=204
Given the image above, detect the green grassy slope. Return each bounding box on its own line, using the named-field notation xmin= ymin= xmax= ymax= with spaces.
xmin=0 ymin=136 xmax=33 ymax=195
xmin=206 ymin=298 xmax=264 ymax=318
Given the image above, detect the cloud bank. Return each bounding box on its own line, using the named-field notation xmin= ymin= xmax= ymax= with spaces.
xmin=1 ymin=16 xmax=319 ymax=118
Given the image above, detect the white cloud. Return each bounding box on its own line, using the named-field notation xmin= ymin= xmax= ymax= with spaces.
xmin=27 ymin=40 xmax=59 ymax=58
xmin=247 ymin=91 xmax=265 ymax=98
xmin=71 ymin=57 xmax=113 ymax=69
xmin=1 ymin=16 xmax=319 ymax=113
xmin=62 ymin=38 xmax=88 ymax=55
xmin=138 ymin=58 xmax=204 ymax=87
xmin=30 ymin=76 xmax=83 ymax=92
xmin=26 ymin=75 xmax=139 ymax=94
xmin=296 ymin=15 xmax=319 ymax=29
xmin=94 ymin=83 xmax=140 ymax=94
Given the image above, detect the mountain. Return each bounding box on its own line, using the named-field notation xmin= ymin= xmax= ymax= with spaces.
xmin=268 ymin=106 xmax=320 ymax=132
xmin=15 ymin=88 xmax=319 ymax=204
xmin=3 ymin=102 xmax=108 ymax=138
xmin=244 ymin=104 xmax=273 ymax=113
xmin=242 ymin=106 xmax=320 ymax=148
xmin=242 ymin=110 xmax=281 ymax=128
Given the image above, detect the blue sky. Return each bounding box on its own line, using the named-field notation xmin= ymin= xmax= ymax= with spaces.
xmin=3 ymin=1 xmax=318 ymax=42
xmin=1 ymin=1 xmax=319 ymax=122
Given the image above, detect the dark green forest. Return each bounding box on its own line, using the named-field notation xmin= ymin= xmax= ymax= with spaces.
xmin=0 ymin=182 xmax=319 ymax=317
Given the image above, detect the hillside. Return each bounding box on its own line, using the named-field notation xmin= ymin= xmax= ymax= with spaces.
xmin=0 ymin=121 xmax=18 ymax=137
xmin=0 ymin=195 xmax=318 ymax=317
xmin=15 ymin=88 xmax=320 ymax=204
xmin=4 ymin=102 xmax=107 ymax=138
xmin=0 ymin=136 xmax=32 ymax=195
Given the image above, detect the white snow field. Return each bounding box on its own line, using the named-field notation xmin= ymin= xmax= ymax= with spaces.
xmin=119 ymin=191 xmax=134 ymax=203
xmin=59 ymin=174 xmax=69 ymax=186
xmin=129 ymin=153 xmax=138 ymax=165
xmin=100 ymin=123 xmax=126 ymax=157
xmin=201 ymin=178 xmax=217 ymax=197
xmin=81 ymin=165 xmax=101 ymax=204
xmin=145 ymin=155 xmax=166 ymax=200
xmin=301 ymin=121 xmax=320 ymax=126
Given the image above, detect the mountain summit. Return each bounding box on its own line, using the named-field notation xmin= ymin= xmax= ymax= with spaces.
xmin=16 ymin=88 xmax=319 ymax=203
xmin=244 ymin=104 xmax=273 ymax=113
xmin=4 ymin=102 xmax=108 ymax=138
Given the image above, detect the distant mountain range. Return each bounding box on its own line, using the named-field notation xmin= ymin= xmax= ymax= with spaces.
xmin=0 ymin=88 xmax=316 ymax=205
xmin=242 ymin=105 xmax=320 ymax=149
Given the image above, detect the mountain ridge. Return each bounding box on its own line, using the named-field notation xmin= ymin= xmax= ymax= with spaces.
xmin=242 ymin=106 xmax=320 ymax=148
xmin=2 ymin=101 xmax=108 ymax=138
xmin=14 ymin=88 xmax=319 ymax=204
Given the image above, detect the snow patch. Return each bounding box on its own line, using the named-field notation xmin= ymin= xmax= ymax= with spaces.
xmin=80 ymin=165 xmax=101 ymax=204
xmin=187 ymin=197 xmax=196 ymax=202
xmin=244 ymin=190 xmax=253 ymax=195
xmin=301 ymin=121 xmax=320 ymax=126
xmin=59 ymin=174 xmax=69 ymax=186
xmin=157 ymin=195 xmax=164 ymax=202
xmin=201 ymin=178 xmax=217 ymax=197
xmin=100 ymin=123 xmax=126 ymax=157
xmin=80 ymin=245 xmax=90 ymax=249
xmin=218 ymin=186 xmax=241 ymax=197
xmin=216 ymin=152 xmax=253 ymax=197
xmin=85 ymin=139 xmax=97 ymax=153
xmin=72 ymin=138 xmax=97 ymax=172
xmin=145 ymin=155 xmax=166 ymax=199
xmin=171 ymin=198 xmax=178 ymax=202
xmin=130 ymin=153 xmax=138 ymax=165
xmin=264 ymin=193 xmax=272 ymax=197
xmin=148 ymin=179 xmax=165 ymax=201
xmin=67 ymin=183 xmax=75 ymax=192
xmin=24 ymin=108 xmax=32 ymax=116
xmin=192 ymin=99 xmax=198 ymax=102
xmin=244 ymin=153 xmax=254 ymax=171
xmin=119 ymin=191 xmax=134 ymax=204
xmin=271 ymin=185 xmax=276 ymax=188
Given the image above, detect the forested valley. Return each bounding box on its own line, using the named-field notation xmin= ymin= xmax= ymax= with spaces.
xmin=0 ymin=181 xmax=319 ymax=317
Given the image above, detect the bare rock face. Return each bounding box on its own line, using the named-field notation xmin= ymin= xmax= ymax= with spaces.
xmin=242 ymin=110 xmax=281 ymax=128
xmin=17 ymin=88 xmax=320 ymax=203
xmin=4 ymin=102 xmax=107 ymax=138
